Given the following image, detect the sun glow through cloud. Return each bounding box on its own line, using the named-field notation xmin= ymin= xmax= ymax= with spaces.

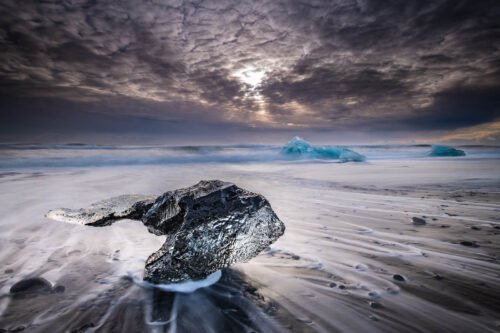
xmin=233 ymin=67 xmax=266 ymax=89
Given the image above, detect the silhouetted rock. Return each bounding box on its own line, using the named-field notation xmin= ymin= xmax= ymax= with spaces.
xmin=10 ymin=277 xmax=52 ymax=296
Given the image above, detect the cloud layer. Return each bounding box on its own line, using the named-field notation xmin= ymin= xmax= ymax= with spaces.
xmin=1 ymin=0 xmax=499 ymax=142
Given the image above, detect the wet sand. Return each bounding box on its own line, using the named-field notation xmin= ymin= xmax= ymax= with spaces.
xmin=0 ymin=159 xmax=499 ymax=332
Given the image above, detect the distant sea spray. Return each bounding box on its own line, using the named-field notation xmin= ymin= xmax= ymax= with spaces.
xmin=0 ymin=141 xmax=498 ymax=169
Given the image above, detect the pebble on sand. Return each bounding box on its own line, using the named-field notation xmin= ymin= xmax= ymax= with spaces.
xmin=369 ymin=301 xmax=384 ymax=309
xmin=459 ymin=240 xmax=479 ymax=248
xmin=53 ymin=285 xmax=66 ymax=293
xmin=411 ymin=217 xmax=427 ymax=225
xmin=10 ymin=277 xmax=52 ymax=295
xmin=392 ymin=274 xmax=406 ymax=282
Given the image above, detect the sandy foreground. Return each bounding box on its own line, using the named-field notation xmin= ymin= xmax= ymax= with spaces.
xmin=0 ymin=158 xmax=499 ymax=332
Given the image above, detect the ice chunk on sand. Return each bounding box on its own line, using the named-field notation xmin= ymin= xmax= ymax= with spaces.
xmin=339 ymin=148 xmax=366 ymax=162
xmin=281 ymin=137 xmax=366 ymax=162
xmin=429 ymin=145 xmax=465 ymax=157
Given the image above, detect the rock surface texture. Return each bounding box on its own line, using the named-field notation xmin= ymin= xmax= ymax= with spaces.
xmin=46 ymin=180 xmax=285 ymax=283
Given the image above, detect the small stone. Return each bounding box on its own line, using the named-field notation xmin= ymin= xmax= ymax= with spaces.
xmin=53 ymin=285 xmax=65 ymax=293
xmin=328 ymin=282 xmax=337 ymax=288
xmin=471 ymin=226 xmax=481 ymax=230
xmin=392 ymin=274 xmax=405 ymax=282
xmin=460 ymin=241 xmax=479 ymax=248
xmin=368 ymin=291 xmax=381 ymax=299
xmin=10 ymin=277 xmax=52 ymax=295
xmin=120 ymin=275 xmax=134 ymax=283
xmin=412 ymin=217 xmax=426 ymax=225
xmin=370 ymin=301 xmax=383 ymax=309
xmin=4 ymin=269 xmax=13 ymax=274
xmin=369 ymin=314 xmax=379 ymax=321
xmin=338 ymin=285 xmax=346 ymax=289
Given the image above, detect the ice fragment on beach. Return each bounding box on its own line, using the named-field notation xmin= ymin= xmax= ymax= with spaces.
xmin=338 ymin=148 xmax=366 ymax=162
xmin=46 ymin=195 xmax=155 ymax=226
xmin=143 ymin=270 xmax=222 ymax=293
xmin=281 ymin=137 xmax=366 ymax=162
xmin=281 ymin=136 xmax=311 ymax=154
xmin=46 ymin=180 xmax=285 ymax=284
xmin=429 ymin=145 xmax=465 ymax=157
xmin=142 ymin=180 xmax=285 ymax=283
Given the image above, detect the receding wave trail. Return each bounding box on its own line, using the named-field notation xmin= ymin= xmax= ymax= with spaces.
xmin=0 ymin=160 xmax=499 ymax=332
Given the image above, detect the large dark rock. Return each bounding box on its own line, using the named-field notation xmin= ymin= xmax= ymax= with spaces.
xmin=46 ymin=180 xmax=285 ymax=283
xmin=142 ymin=180 xmax=285 ymax=283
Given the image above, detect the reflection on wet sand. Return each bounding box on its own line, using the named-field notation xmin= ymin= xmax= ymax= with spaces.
xmin=0 ymin=160 xmax=499 ymax=332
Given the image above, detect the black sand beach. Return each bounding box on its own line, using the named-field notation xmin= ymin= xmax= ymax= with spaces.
xmin=1 ymin=158 xmax=499 ymax=332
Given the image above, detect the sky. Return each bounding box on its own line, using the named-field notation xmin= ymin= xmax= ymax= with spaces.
xmin=1 ymin=0 xmax=499 ymax=144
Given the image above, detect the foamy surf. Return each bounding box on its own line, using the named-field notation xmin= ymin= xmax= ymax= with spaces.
xmin=136 ymin=271 xmax=222 ymax=293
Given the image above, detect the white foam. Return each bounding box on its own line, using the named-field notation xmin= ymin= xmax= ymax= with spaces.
xmin=141 ymin=270 xmax=222 ymax=293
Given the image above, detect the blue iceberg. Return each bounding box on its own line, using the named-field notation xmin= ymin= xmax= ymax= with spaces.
xmin=429 ymin=145 xmax=466 ymax=157
xmin=281 ymin=137 xmax=366 ymax=162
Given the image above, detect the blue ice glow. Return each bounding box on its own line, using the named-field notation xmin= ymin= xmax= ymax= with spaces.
xmin=2 ymin=143 xmax=497 ymax=168
xmin=281 ymin=137 xmax=366 ymax=162
xmin=429 ymin=145 xmax=466 ymax=157
xmin=141 ymin=270 xmax=222 ymax=293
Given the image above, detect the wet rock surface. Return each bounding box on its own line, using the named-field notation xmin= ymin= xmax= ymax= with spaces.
xmin=46 ymin=180 xmax=285 ymax=283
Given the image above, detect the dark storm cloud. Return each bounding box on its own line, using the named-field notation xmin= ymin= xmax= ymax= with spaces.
xmin=1 ymin=0 xmax=499 ymax=142
xmin=409 ymin=86 xmax=500 ymax=130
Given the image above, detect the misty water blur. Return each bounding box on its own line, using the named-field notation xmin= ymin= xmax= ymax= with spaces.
xmin=0 ymin=143 xmax=499 ymax=169
xmin=0 ymin=147 xmax=499 ymax=332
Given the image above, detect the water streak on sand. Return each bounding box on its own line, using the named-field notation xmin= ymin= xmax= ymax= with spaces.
xmin=0 ymin=159 xmax=499 ymax=332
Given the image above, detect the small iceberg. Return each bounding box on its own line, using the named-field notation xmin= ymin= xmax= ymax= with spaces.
xmin=281 ymin=137 xmax=365 ymax=162
xmin=429 ymin=145 xmax=465 ymax=157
